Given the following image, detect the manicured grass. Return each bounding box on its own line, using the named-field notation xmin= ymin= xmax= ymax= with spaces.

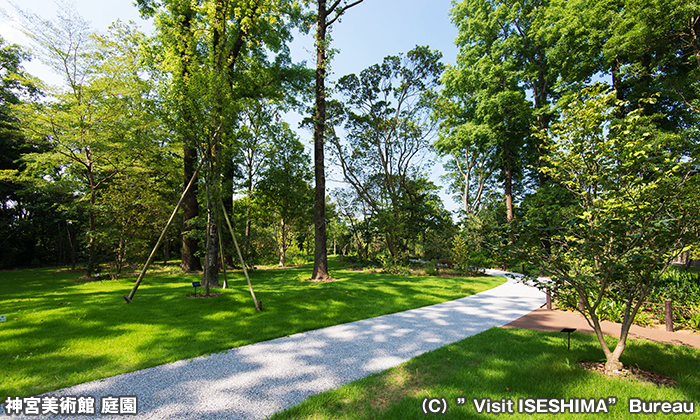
xmin=0 ymin=260 xmax=504 ymax=400
xmin=269 ymin=328 xmax=700 ymax=419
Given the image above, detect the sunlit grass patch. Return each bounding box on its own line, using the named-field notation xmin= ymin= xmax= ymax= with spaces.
xmin=269 ymin=328 xmax=700 ymax=420
xmin=0 ymin=260 xmax=504 ymax=399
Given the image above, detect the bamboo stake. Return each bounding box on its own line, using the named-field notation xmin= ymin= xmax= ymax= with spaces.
xmin=219 ymin=197 xmax=260 ymax=311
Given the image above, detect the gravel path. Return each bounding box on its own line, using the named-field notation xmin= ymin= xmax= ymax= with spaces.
xmin=3 ymin=271 xmax=544 ymax=420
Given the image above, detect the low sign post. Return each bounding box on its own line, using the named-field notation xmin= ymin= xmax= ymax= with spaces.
xmin=561 ymin=328 xmax=576 ymax=350
xmin=192 ymin=282 xmax=201 ymax=297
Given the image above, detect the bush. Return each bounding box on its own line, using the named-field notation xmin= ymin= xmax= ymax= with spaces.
xmin=451 ymin=215 xmax=494 ymax=272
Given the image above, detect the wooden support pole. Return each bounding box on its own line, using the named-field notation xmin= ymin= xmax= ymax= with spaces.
xmin=219 ymin=197 xmax=260 ymax=311
xmin=546 ymin=288 xmax=552 ymax=310
xmin=665 ymin=299 xmax=673 ymax=332
xmin=124 ymin=152 xmax=206 ymax=303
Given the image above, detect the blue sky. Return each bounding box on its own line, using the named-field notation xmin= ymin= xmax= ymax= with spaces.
xmin=1 ymin=0 xmax=462 ymax=212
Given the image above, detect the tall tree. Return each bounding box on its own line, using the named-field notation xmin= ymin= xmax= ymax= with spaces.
xmin=139 ymin=0 xmax=310 ymax=291
xmin=234 ymin=100 xmax=275 ymax=258
xmin=434 ymin=91 xmax=497 ymax=217
xmin=311 ymin=0 xmax=364 ymax=280
xmin=0 ymin=37 xmax=60 ymax=269
xmin=12 ymin=7 xmax=159 ymax=277
xmin=140 ymin=0 xmax=203 ymax=272
xmin=330 ymin=46 xmax=444 ymax=258
xmin=447 ymin=0 xmax=539 ymax=234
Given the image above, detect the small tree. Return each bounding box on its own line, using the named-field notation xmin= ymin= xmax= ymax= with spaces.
xmin=523 ymin=86 xmax=700 ymax=373
xmin=13 ymin=8 xmax=158 ymax=277
xmin=256 ymin=124 xmax=313 ymax=267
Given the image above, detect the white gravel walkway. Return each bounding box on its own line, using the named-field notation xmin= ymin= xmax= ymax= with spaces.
xmin=3 ymin=271 xmax=544 ymax=419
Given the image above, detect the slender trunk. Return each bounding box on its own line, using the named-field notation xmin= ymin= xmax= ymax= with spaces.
xmin=244 ymin=213 xmax=251 ymax=257
xmin=533 ymin=49 xmax=550 ymax=188
xmin=312 ymin=0 xmax=330 ymax=280
xmin=503 ymin=138 xmax=515 ymax=245
xmin=202 ymin=0 xmax=226 ymax=288
xmin=66 ymin=224 xmax=77 ymax=270
xmin=244 ymin=181 xmax=253 ymax=258
xmin=385 ymin=232 xmax=397 ymax=258
xmin=222 ymin=144 xmax=235 ymax=267
xmin=279 ymin=219 xmax=286 ymax=267
xmin=217 ymin=222 xmax=228 ymax=289
xmin=181 ymin=143 xmax=202 ymax=272
xmin=163 ymin=239 xmax=169 ymax=264
xmin=86 ymin=175 xmax=97 ymax=277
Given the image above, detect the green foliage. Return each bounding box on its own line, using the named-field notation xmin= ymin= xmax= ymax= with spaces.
xmin=330 ymin=46 xmax=447 ymax=260
xmin=522 ymin=85 xmax=700 ymax=369
xmin=649 ymin=269 xmax=700 ymax=330
xmin=653 ymin=270 xmax=700 ymax=307
xmin=256 ymin=124 xmax=313 ymax=266
xmin=443 ymin=0 xmax=551 ymax=227
xmin=9 ymin=12 xmax=164 ymax=275
xmin=451 ymin=215 xmax=494 ymax=272
xmin=0 ymin=37 xmax=68 ymax=269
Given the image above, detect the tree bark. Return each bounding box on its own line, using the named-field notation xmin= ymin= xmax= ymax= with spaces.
xmin=279 ymin=219 xmax=286 ymax=267
xmin=201 ymin=0 xmax=227 ymax=288
xmin=503 ymin=137 xmax=515 ymax=245
xmin=202 ymin=143 xmax=221 ymax=289
xmin=221 ymin=142 xmax=235 ymax=267
xmin=181 ymin=143 xmax=202 ymax=272
xmin=178 ymin=6 xmax=202 ymax=273
xmin=66 ymin=224 xmax=77 ymax=270
xmin=85 ymin=167 xmax=97 ymax=277
xmin=312 ymin=0 xmax=330 ymax=280
xmin=310 ymin=0 xmax=364 ymax=278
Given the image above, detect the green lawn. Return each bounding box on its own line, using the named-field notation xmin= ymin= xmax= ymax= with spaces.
xmin=269 ymin=328 xmax=700 ymax=419
xmin=0 ymin=260 xmax=504 ymax=400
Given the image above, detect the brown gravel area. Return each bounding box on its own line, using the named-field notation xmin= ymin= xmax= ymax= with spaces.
xmin=503 ymin=308 xmax=700 ymax=349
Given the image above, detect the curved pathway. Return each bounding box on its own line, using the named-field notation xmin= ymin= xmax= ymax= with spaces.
xmin=4 ymin=271 xmax=544 ymax=419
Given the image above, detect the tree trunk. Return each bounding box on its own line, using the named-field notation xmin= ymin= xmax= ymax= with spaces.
xmin=85 ymin=176 xmax=97 ymax=277
xmin=312 ymin=0 xmax=330 ymax=280
xmin=163 ymin=239 xmax=170 ymax=264
xmin=503 ymin=138 xmax=515 ymax=246
xmin=279 ymin=219 xmax=286 ymax=267
xmin=202 ymin=0 xmax=226 ymax=289
xmin=176 ymin=4 xmax=202 ymax=273
xmin=66 ymin=224 xmax=77 ymax=270
xmin=202 ymin=157 xmax=221 ymax=289
xmin=244 ymin=208 xmax=252 ymax=258
xmin=181 ymin=143 xmax=202 ymax=272
xmin=533 ymin=48 xmax=550 ymax=188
